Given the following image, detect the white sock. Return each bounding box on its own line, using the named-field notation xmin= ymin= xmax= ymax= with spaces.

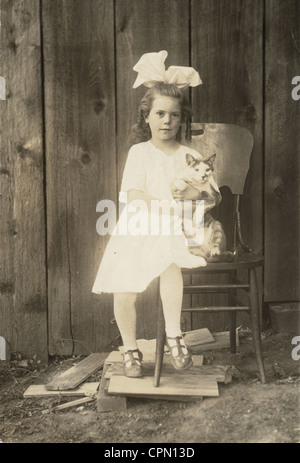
xmin=160 ymin=264 xmax=183 ymax=338
xmin=114 ymin=293 xmax=138 ymax=353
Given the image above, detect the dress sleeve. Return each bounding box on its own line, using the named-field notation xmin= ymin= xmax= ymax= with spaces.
xmin=119 ymin=145 xmax=146 ymax=203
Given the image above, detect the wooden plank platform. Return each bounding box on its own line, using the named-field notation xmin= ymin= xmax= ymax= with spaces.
xmin=96 ymin=344 xmax=237 ymax=410
xmin=105 ymin=362 xmax=231 ymax=384
xmin=97 ymin=352 xmax=205 ymax=411
xmin=108 ymin=375 xmax=219 ymax=398
xmin=46 ymin=353 xmax=106 ymax=390
xmin=24 ymin=382 xmax=99 ymax=397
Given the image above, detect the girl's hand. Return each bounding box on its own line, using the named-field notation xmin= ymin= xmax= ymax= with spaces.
xmin=172 ymin=184 xmax=201 ymax=201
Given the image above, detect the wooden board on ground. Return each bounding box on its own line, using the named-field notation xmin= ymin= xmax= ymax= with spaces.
xmin=183 ymin=328 xmax=215 ymax=347
xmin=108 ymin=375 xmax=219 ymax=398
xmin=0 ymin=336 xmax=9 ymax=361
xmin=105 ymin=362 xmax=231 ymax=384
xmin=42 ymin=396 xmax=95 ymax=414
xmin=24 ymin=382 xmax=99 ymax=398
xmin=46 ymin=353 xmax=106 ymax=390
xmin=190 ymin=331 xmax=239 ymax=352
xmin=97 ymin=363 xmax=127 ymax=412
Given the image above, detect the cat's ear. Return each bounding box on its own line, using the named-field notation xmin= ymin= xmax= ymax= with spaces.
xmin=186 ymin=153 xmax=196 ymax=165
xmin=207 ymin=153 xmax=216 ymax=164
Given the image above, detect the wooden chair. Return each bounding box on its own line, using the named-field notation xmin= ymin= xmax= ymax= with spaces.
xmin=154 ymin=123 xmax=266 ymax=386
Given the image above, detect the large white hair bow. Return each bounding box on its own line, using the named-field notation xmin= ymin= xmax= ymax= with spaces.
xmin=133 ymin=50 xmax=202 ymax=89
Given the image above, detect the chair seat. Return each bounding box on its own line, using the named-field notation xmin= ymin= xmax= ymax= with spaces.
xmin=182 ymin=252 xmax=264 ymax=272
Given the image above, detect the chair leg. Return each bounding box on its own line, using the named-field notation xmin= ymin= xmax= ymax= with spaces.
xmin=229 ymin=270 xmax=237 ymax=353
xmin=154 ymin=299 xmax=165 ymax=387
xmin=249 ymin=268 xmax=266 ymax=384
xmin=230 ymin=311 xmax=237 ymax=353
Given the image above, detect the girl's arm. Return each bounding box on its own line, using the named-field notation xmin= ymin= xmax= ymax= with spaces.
xmin=128 ymin=185 xmax=202 ymax=204
xmin=127 ymin=189 xmax=179 ymax=217
xmin=172 ymin=184 xmax=202 ymax=201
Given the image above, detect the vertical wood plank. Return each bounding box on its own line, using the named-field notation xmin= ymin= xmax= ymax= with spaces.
xmin=115 ymin=0 xmax=190 ymax=339
xmin=190 ymin=0 xmax=264 ymax=330
xmin=264 ymin=0 xmax=300 ymax=302
xmin=0 ymin=0 xmax=48 ymax=361
xmin=42 ymin=0 xmax=117 ymax=354
xmin=191 ymin=0 xmax=263 ymax=250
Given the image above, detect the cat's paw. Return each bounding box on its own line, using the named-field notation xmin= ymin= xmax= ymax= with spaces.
xmin=207 ymin=251 xmax=235 ymax=263
xmin=210 ymin=247 xmax=221 ymax=257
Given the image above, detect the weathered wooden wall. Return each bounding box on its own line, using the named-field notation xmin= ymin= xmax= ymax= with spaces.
xmin=187 ymin=0 xmax=264 ymax=331
xmin=42 ymin=0 xmax=117 ymax=355
xmin=0 ymin=0 xmax=299 ymax=360
xmin=191 ymin=0 xmax=263 ymax=251
xmin=264 ymin=0 xmax=300 ymax=302
xmin=0 ymin=0 xmax=48 ymax=361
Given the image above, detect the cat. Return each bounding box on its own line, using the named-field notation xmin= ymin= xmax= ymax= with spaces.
xmin=173 ymin=153 xmax=221 ymax=214
xmin=173 ymin=153 xmax=233 ymax=262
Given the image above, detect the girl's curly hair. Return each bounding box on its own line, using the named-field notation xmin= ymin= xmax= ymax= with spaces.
xmin=128 ymin=82 xmax=192 ymax=146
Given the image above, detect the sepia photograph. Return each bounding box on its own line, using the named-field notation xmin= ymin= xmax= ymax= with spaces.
xmin=0 ymin=0 xmax=299 ymax=447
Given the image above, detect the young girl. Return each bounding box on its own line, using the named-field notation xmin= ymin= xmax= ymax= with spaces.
xmin=92 ymin=51 xmax=207 ymax=378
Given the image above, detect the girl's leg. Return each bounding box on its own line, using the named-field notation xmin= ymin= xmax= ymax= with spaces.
xmin=160 ymin=264 xmax=192 ymax=370
xmin=159 ymin=263 xmax=183 ymax=337
xmin=114 ymin=292 xmax=143 ymax=377
xmin=114 ymin=292 xmax=138 ymax=352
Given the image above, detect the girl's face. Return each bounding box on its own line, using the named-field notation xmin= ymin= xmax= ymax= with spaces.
xmin=145 ymin=96 xmax=182 ymax=144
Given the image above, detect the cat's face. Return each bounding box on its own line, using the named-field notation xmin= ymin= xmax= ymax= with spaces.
xmin=185 ymin=153 xmax=216 ymax=183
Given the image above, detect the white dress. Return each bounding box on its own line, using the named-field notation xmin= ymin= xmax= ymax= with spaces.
xmin=92 ymin=141 xmax=207 ymax=294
